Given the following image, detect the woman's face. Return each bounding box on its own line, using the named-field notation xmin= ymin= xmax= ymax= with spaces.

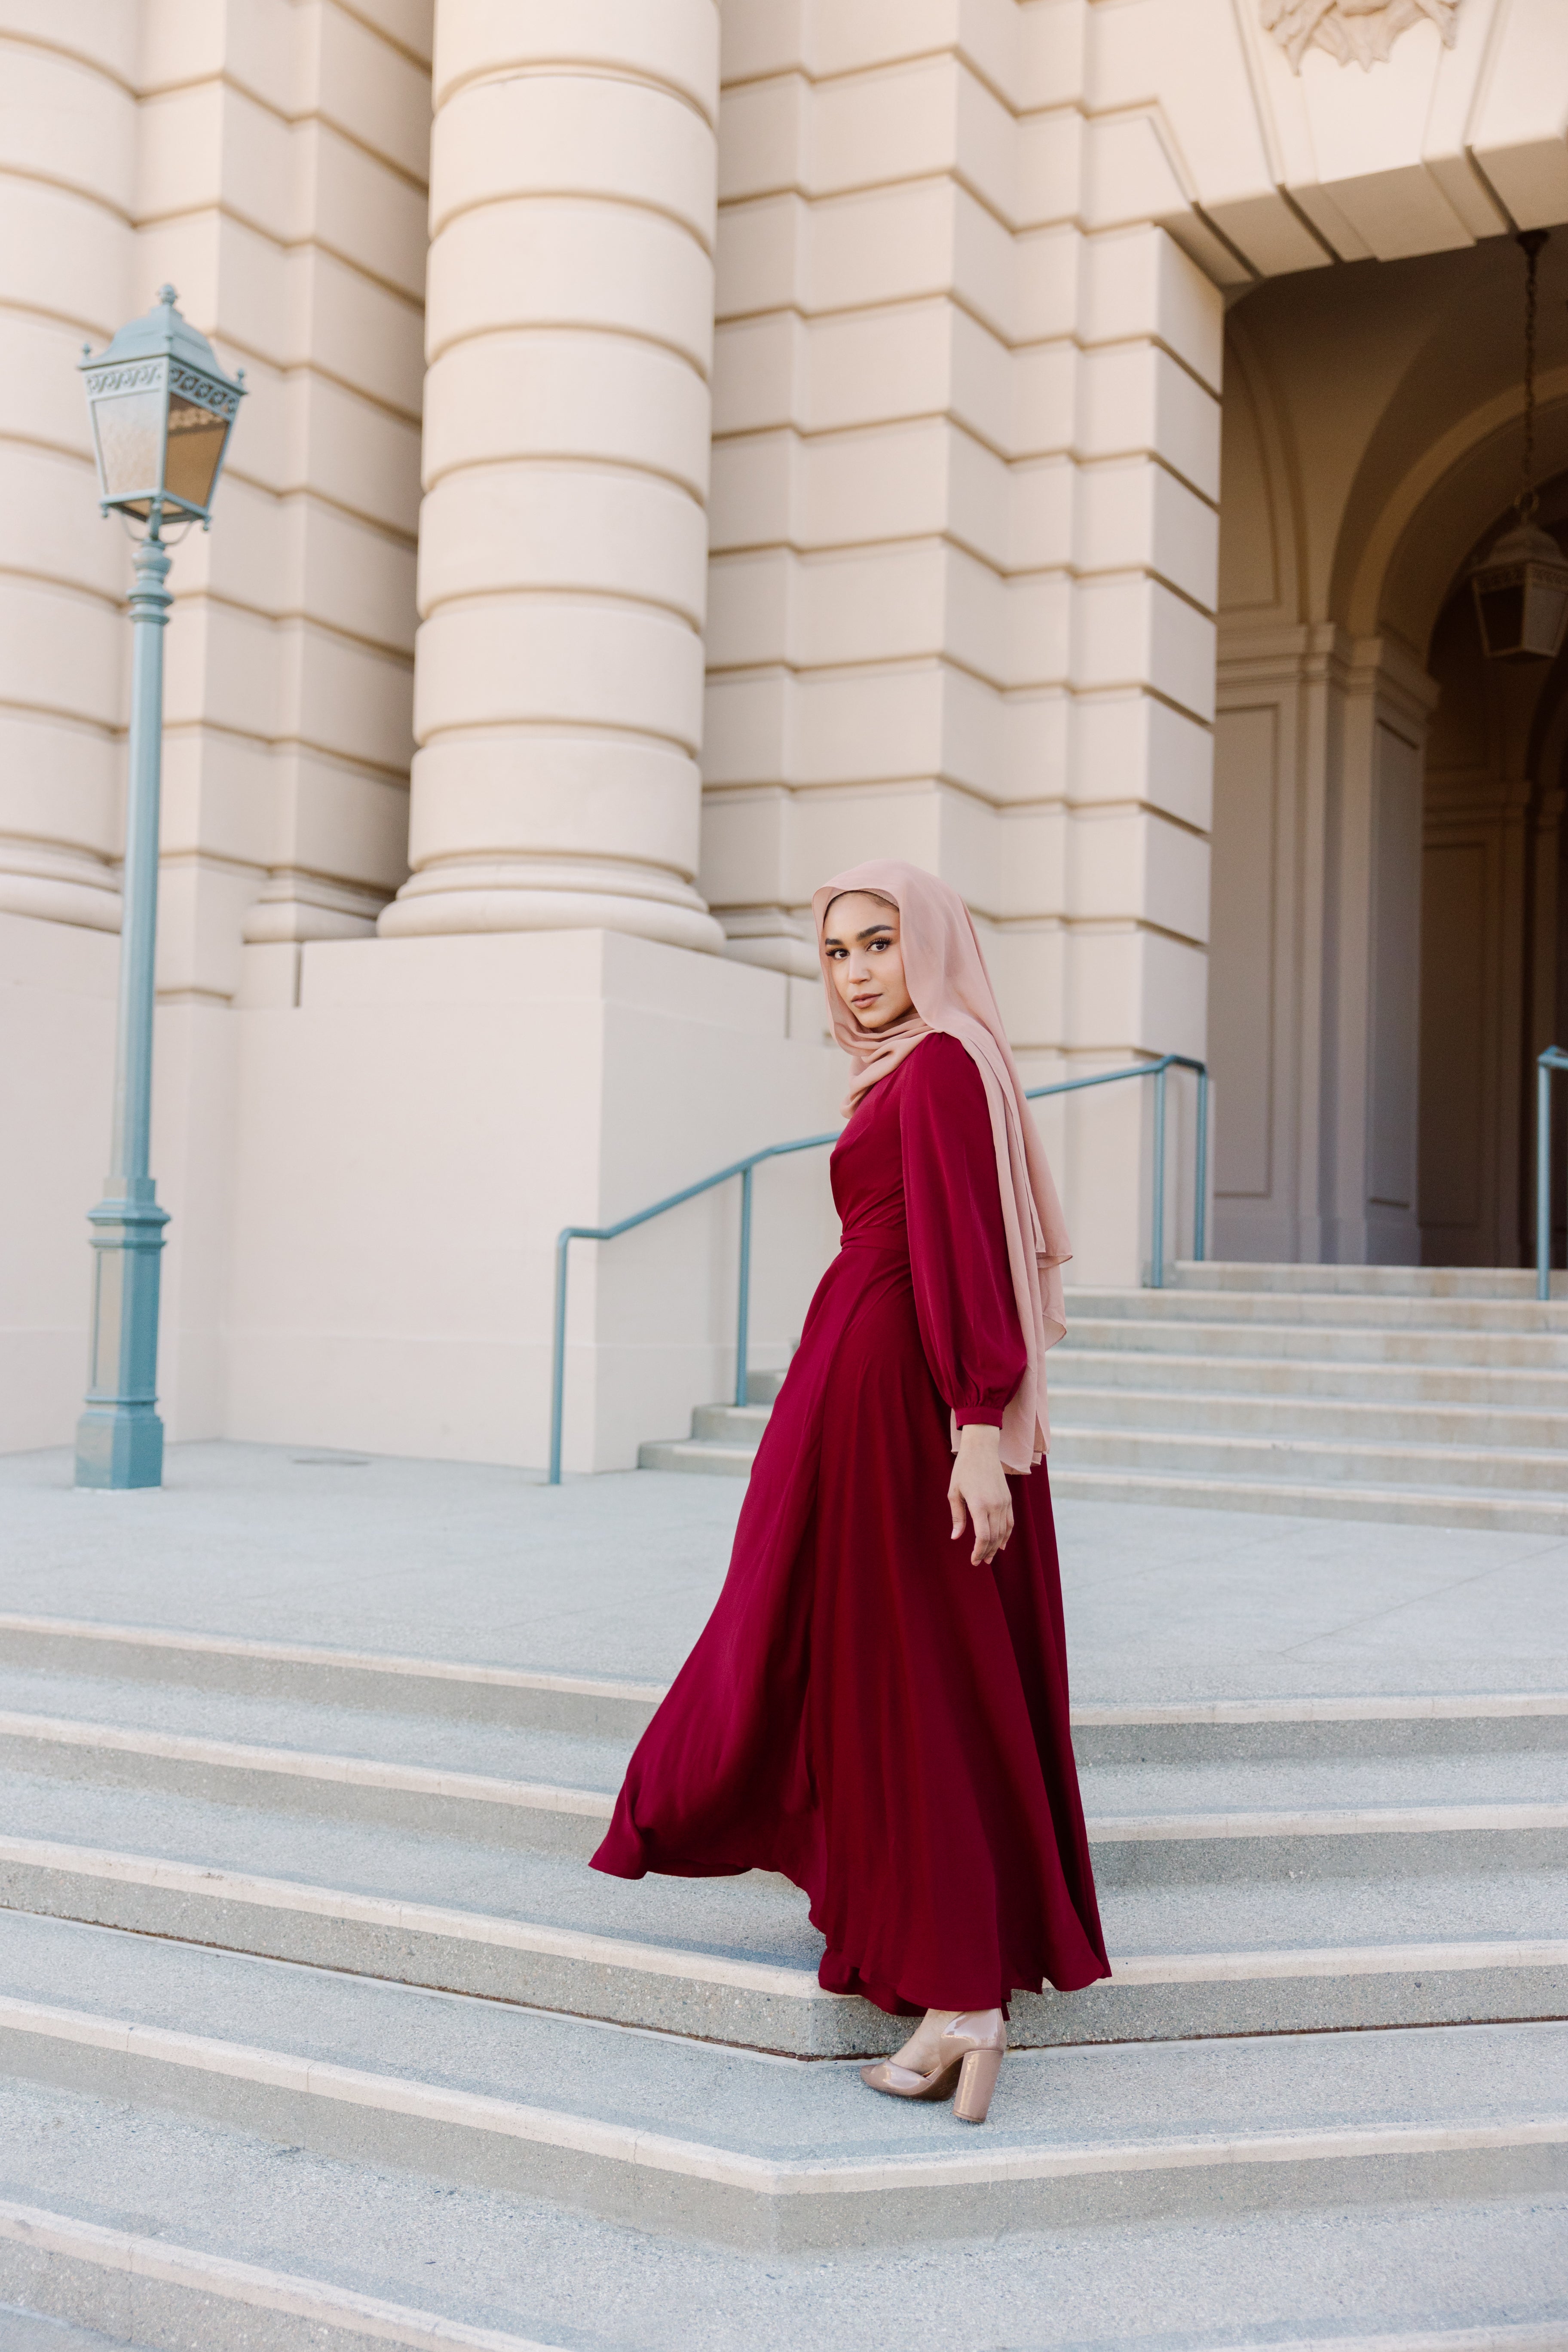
xmin=823 ymin=892 xmax=914 ymax=1031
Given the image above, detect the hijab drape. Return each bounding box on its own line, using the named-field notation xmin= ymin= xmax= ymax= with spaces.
xmin=813 ymin=861 xmax=1071 ymax=1470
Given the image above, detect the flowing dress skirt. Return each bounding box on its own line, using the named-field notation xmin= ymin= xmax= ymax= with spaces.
xmin=592 ymin=1032 xmax=1109 ymax=2015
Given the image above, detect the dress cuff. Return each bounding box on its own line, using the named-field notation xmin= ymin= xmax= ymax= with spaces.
xmin=953 ymin=1406 xmax=1006 ymax=1429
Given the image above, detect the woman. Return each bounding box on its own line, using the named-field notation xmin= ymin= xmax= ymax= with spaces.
xmin=592 ymin=861 xmax=1109 ymax=2125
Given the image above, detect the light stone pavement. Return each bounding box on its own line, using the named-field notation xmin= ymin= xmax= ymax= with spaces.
xmin=3 ymin=1439 xmax=1567 ymax=1702
xmin=2 ymin=1442 xmax=1568 ymax=2348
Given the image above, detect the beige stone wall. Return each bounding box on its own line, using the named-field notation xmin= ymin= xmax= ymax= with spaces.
xmin=701 ymin=3 xmax=1222 ymax=1280
xmin=0 ymin=0 xmax=430 ymax=1446
xmin=6 ymin=0 xmax=1568 ymax=1459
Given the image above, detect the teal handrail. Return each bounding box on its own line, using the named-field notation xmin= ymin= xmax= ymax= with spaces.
xmin=548 ymin=1053 xmax=1208 ymax=1480
xmin=1536 ymin=1045 xmax=1568 ymax=1300
xmin=548 ymin=1132 xmax=835 ymax=1485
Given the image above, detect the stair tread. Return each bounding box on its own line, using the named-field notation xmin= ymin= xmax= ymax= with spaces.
xmin=1062 ymin=1320 xmax=1568 ymax=1368
xmin=1061 ymin=1289 xmax=1568 ymax=1331
xmin=1047 ymin=1465 xmax=1568 ymax=1510
xmin=1054 ymin=1422 xmax=1568 ymax=1469
xmin=1087 ymin=1756 xmax=1568 ymax=1808
xmin=1 ymin=1913 xmax=1564 ymax=2169
xmin=0 ymin=1667 xmax=633 ymax=1797
xmin=5 ymin=1769 xmax=1568 ymax=1973
xmin=1054 ymin=1346 xmax=1568 ymax=1390
xmin=1049 ymin=1396 xmax=1568 ymax=1446
xmin=1164 ymin=1264 xmax=1564 ymax=1295
xmin=8 ymin=2075 xmax=1568 ymax=2352
xmin=1052 ymin=1367 xmax=1568 ymax=1396
xmin=8 ymin=1678 xmax=1568 ymax=1811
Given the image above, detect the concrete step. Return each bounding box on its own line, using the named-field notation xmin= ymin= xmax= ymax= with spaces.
xmin=644 ymin=1426 xmax=1568 ymax=1519
xmin=1165 ymin=1263 xmax=1562 ymax=1298
xmin=0 ymin=1611 xmax=664 ymax=1740
xmin=1051 ymin=1347 xmax=1568 ymax=1410
xmin=0 ymin=1706 xmax=618 ymax=1859
xmin=1071 ymin=1692 xmax=1568 ymax=1766
xmin=644 ymin=1262 xmax=1568 ymax=1516
xmin=1047 ymin=1422 xmax=1568 ymax=1498
xmin=7 ymin=2073 xmax=1568 ymax=2352
xmin=1045 ymin=1464 xmax=1568 ymax=1533
xmin=3 ymin=1727 xmax=1566 ymax=2051
xmin=1063 ymin=1315 xmax=1568 ymax=1369
xmin=1048 ymin=1384 xmax=1568 ymax=1452
xmin=639 ymin=1436 xmax=756 ymax=1474
xmin=11 ymin=1613 xmax=1562 ymax=1766
xmin=1063 ymin=1286 xmax=1568 ymax=1334
xmin=18 ymin=1657 xmax=1564 ymax=1813
xmin=0 ymin=1663 xmax=634 ymax=1793
xmin=1 ymin=1911 xmax=1565 ymax=2255
xmin=692 ymin=1402 xmax=774 ymax=1446
xmin=9 ymin=1672 xmax=1567 ymax=1866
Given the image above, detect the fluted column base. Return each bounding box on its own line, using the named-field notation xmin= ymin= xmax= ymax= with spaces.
xmin=0 ymin=841 xmax=121 ymax=933
xmin=378 ymin=857 xmax=725 ymax=953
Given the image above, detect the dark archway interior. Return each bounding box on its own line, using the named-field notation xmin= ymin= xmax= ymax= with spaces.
xmin=1418 ymin=472 xmax=1568 ymax=1265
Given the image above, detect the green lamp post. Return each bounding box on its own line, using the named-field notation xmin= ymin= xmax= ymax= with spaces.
xmin=74 ymin=288 xmax=245 ymax=1489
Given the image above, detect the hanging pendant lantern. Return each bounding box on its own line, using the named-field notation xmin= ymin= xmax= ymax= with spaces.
xmin=1472 ymin=230 xmax=1568 ymax=664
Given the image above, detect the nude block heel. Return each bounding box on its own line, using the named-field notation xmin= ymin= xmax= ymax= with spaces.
xmin=953 ymin=2044 xmax=1002 ymax=2124
xmin=860 ymin=2008 xmax=1007 ymax=2118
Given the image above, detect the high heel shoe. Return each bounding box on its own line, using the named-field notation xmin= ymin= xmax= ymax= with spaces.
xmin=859 ymin=2009 xmax=1007 ymax=2124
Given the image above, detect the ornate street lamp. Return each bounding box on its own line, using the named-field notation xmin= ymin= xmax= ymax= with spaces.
xmin=1472 ymin=230 xmax=1568 ymax=665
xmin=74 ymin=288 xmax=245 ymax=1488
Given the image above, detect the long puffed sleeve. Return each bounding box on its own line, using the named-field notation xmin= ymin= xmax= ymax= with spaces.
xmin=899 ymin=1032 xmax=1027 ymax=1430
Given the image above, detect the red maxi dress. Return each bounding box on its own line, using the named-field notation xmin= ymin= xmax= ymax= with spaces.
xmin=591 ymin=1030 xmax=1110 ymax=2015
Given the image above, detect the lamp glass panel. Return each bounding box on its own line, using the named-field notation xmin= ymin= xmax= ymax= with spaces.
xmin=90 ymin=389 xmax=164 ymax=510
xmin=1523 ymin=576 xmax=1568 ymax=661
xmin=1474 ymin=579 xmax=1525 ymax=659
xmin=164 ymin=392 xmax=228 ymax=512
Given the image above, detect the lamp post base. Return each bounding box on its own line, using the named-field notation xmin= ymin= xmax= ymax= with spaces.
xmin=75 ymin=1182 xmax=171 ymax=1491
xmin=74 ymin=1403 xmax=165 ymax=1490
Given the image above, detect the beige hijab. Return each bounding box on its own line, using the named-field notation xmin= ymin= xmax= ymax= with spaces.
xmin=813 ymin=861 xmax=1071 ymax=1469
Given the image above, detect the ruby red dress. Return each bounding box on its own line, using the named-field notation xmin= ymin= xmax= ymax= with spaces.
xmin=591 ymin=1031 xmax=1110 ymax=2015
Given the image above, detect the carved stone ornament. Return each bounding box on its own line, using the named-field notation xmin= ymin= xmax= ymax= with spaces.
xmin=1260 ymin=0 xmax=1458 ymax=71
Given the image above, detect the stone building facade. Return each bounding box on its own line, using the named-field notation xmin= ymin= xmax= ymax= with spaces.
xmin=3 ymin=0 xmax=1567 ymax=1467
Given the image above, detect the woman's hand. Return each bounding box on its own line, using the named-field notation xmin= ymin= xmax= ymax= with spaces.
xmin=948 ymin=1424 xmax=1014 ymax=1565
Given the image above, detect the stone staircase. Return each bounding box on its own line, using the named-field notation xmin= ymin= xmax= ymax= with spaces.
xmin=640 ymin=1262 xmax=1568 ymax=1533
xmin=0 ymin=1606 xmax=1565 ymax=2346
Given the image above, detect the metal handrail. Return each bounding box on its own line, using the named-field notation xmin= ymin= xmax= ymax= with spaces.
xmin=1536 ymin=1045 xmax=1568 ymax=1300
xmin=548 ymin=1052 xmax=1209 ymax=1480
xmin=548 ymin=1131 xmax=835 ymax=1484
xmin=1025 ymin=1054 xmax=1209 ymax=1287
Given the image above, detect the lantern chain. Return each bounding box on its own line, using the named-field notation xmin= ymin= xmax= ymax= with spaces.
xmin=1518 ymin=228 xmax=1548 ymax=525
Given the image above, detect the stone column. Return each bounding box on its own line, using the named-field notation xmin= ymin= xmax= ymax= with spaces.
xmin=0 ymin=23 xmax=135 ymax=933
xmin=381 ymin=1 xmax=724 ymax=950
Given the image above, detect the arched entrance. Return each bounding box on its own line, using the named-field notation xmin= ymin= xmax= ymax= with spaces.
xmin=1208 ymin=233 xmax=1568 ymax=1267
xmin=1417 ymin=477 xmax=1568 ymax=1266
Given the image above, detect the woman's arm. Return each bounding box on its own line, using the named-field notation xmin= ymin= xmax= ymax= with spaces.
xmin=900 ymin=1035 xmax=1028 ymax=1565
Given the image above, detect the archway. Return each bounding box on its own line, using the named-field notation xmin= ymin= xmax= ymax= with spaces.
xmin=1417 ymin=476 xmax=1568 ymax=1265
xmin=1208 ymin=233 xmax=1568 ymax=1267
